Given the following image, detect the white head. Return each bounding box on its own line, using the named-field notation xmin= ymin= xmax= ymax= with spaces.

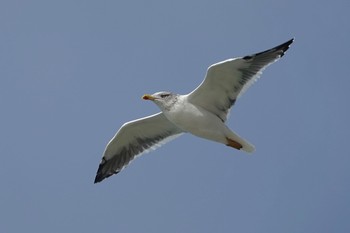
xmin=142 ymin=91 xmax=178 ymax=111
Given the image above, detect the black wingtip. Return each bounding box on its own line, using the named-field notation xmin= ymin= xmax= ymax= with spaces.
xmin=94 ymin=175 xmax=103 ymax=184
xmin=94 ymin=158 xmax=108 ymax=184
xmin=94 ymin=159 xmax=120 ymax=184
xmin=251 ymin=38 xmax=294 ymax=58
xmin=94 ymin=178 xmax=104 ymax=184
xmin=94 ymin=163 xmax=105 ymax=184
xmin=278 ymin=38 xmax=294 ymax=57
xmin=94 ymin=172 xmax=119 ymax=184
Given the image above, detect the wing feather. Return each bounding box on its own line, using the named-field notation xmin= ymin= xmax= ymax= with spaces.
xmin=187 ymin=39 xmax=294 ymax=122
xmin=94 ymin=112 xmax=183 ymax=183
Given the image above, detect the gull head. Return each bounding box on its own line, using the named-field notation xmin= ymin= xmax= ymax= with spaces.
xmin=142 ymin=91 xmax=178 ymax=111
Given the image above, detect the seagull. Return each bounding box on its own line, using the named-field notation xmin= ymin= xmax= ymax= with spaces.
xmin=94 ymin=39 xmax=294 ymax=183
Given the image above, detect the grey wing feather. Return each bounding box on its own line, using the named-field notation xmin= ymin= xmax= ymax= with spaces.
xmin=94 ymin=113 xmax=183 ymax=183
xmin=187 ymin=39 xmax=294 ymax=122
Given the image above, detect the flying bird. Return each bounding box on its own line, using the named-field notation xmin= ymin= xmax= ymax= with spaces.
xmin=94 ymin=39 xmax=294 ymax=183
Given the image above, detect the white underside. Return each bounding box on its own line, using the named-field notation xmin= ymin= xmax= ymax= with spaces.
xmin=163 ymin=96 xmax=255 ymax=153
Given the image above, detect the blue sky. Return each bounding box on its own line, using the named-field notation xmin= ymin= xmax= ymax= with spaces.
xmin=1 ymin=0 xmax=349 ymax=232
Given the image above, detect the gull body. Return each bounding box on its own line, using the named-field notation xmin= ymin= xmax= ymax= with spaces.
xmin=94 ymin=39 xmax=294 ymax=183
xmin=147 ymin=93 xmax=253 ymax=151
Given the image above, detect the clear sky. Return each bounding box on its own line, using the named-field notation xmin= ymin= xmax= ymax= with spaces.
xmin=1 ymin=0 xmax=349 ymax=232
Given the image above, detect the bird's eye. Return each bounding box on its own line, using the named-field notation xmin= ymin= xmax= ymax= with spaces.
xmin=160 ymin=93 xmax=170 ymax=98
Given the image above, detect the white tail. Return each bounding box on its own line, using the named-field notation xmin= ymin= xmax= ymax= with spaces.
xmin=226 ymin=131 xmax=255 ymax=153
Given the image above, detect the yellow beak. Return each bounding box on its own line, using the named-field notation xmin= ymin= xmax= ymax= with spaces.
xmin=142 ymin=94 xmax=156 ymax=100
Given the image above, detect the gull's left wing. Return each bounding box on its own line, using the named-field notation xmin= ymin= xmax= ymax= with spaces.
xmin=187 ymin=39 xmax=294 ymax=122
xmin=94 ymin=113 xmax=183 ymax=183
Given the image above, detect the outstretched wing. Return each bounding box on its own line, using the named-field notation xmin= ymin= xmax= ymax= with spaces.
xmin=94 ymin=112 xmax=183 ymax=183
xmin=187 ymin=39 xmax=294 ymax=122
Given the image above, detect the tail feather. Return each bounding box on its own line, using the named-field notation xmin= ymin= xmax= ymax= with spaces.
xmin=240 ymin=139 xmax=255 ymax=153
xmin=226 ymin=131 xmax=255 ymax=153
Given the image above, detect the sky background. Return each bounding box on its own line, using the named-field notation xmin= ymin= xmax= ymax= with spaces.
xmin=1 ymin=0 xmax=349 ymax=232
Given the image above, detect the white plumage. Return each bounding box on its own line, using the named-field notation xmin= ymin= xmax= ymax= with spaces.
xmin=94 ymin=39 xmax=294 ymax=183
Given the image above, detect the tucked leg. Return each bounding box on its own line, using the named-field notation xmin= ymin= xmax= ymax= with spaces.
xmin=226 ymin=137 xmax=243 ymax=150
